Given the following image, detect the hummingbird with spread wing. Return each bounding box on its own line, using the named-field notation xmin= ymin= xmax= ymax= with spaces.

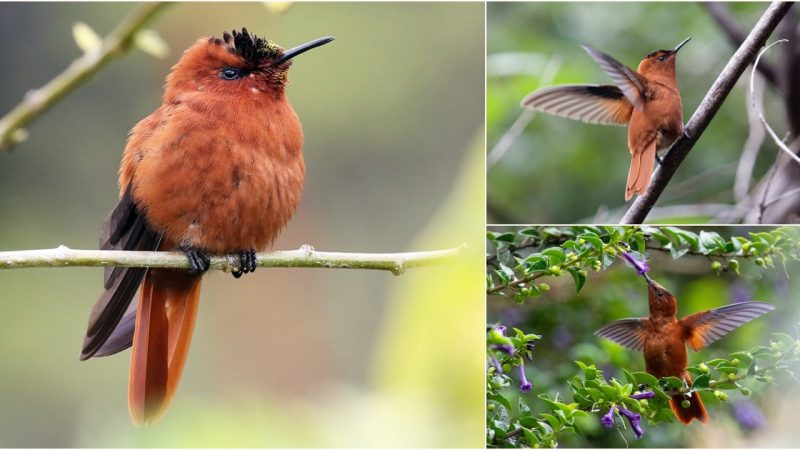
xmin=595 ymin=275 xmax=774 ymax=424
xmin=522 ymin=38 xmax=691 ymax=201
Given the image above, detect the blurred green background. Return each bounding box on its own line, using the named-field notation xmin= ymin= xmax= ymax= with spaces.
xmin=487 ymin=2 xmax=790 ymax=224
xmin=0 ymin=3 xmax=484 ymax=447
xmin=487 ymin=225 xmax=800 ymax=447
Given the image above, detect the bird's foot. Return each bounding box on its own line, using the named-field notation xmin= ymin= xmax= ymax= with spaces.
xmin=180 ymin=246 xmax=211 ymax=275
xmin=232 ymin=249 xmax=257 ymax=279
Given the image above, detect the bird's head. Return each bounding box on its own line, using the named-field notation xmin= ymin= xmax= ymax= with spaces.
xmin=164 ymin=28 xmax=333 ymax=101
xmin=637 ymin=37 xmax=690 ymax=77
xmin=645 ymin=274 xmax=677 ymax=316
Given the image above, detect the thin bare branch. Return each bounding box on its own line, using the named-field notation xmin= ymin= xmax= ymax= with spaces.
xmin=0 ymin=245 xmax=465 ymax=276
xmin=487 ymin=56 xmax=562 ymax=169
xmin=0 ymin=3 xmax=170 ymax=151
xmin=735 ymin=72 xmax=766 ymax=201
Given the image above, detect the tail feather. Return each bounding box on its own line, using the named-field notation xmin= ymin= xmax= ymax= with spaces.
xmin=625 ymin=141 xmax=656 ymax=201
xmin=128 ymin=269 xmax=201 ymax=426
xmin=669 ymin=390 xmax=708 ymax=425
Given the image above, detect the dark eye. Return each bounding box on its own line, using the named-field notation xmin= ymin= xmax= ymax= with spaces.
xmin=220 ymin=67 xmax=242 ymax=80
xmin=657 ymin=55 xmax=667 ymax=62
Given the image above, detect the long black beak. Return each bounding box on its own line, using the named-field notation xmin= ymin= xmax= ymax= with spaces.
xmin=643 ymin=272 xmax=655 ymax=287
xmin=273 ymin=36 xmax=334 ymax=66
xmin=672 ymin=37 xmax=691 ymax=54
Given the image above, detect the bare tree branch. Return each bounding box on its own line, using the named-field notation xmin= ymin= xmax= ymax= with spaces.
xmin=703 ymin=2 xmax=782 ymax=88
xmin=619 ymin=1 xmax=794 ymax=224
xmin=0 ymin=2 xmax=170 ymax=151
xmin=0 ymin=245 xmax=465 ymax=276
xmin=734 ymin=72 xmax=766 ymax=201
xmin=487 ymin=56 xmax=562 ymax=169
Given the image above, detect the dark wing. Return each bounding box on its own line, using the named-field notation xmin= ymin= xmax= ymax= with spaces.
xmin=521 ymin=84 xmax=633 ymax=126
xmin=581 ymin=45 xmax=647 ymax=111
xmin=80 ymin=184 xmax=162 ymax=360
xmin=680 ymin=302 xmax=775 ymax=352
xmin=595 ymin=318 xmax=647 ymax=351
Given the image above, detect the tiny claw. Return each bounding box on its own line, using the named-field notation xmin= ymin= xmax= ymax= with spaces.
xmin=232 ymin=249 xmax=257 ymax=279
xmin=180 ymin=246 xmax=211 ymax=275
xmin=655 ymin=154 xmax=664 ymax=167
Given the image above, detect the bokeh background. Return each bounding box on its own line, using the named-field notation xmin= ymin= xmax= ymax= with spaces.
xmin=487 ymin=225 xmax=800 ymax=447
xmin=487 ymin=3 xmax=792 ymax=224
xmin=0 ymin=3 xmax=484 ymax=447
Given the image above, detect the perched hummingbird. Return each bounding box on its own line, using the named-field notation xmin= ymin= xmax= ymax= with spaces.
xmin=522 ymin=38 xmax=691 ymax=201
xmin=79 ymin=29 xmax=333 ymax=426
xmin=595 ymin=275 xmax=774 ymax=424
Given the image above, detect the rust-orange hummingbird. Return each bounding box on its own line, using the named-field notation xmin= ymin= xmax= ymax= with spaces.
xmin=522 ymin=38 xmax=691 ymax=201
xmin=596 ymin=274 xmax=774 ymax=424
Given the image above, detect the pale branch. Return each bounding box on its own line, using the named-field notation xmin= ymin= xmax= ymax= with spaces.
xmin=751 ymin=40 xmax=800 ymax=168
xmin=619 ymin=1 xmax=794 ymax=225
xmin=0 ymin=2 xmax=170 ymax=151
xmin=0 ymin=245 xmax=466 ymax=276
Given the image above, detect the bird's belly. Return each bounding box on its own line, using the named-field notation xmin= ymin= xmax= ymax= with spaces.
xmin=134 ymin=133 xmax=305 ymax=253
xmin=643 ymin=334 xmax=687 ymax=379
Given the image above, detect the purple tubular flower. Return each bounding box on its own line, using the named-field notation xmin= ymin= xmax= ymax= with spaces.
xmin=733 ymin=400 xmax=766 ymax=431
xmin=617 ymin=405 xmax=644 ymax=439
xmin=496 ymin=325 xmax=507 ymax=335
xmin=630 ymin=391 xmax=655 ymax=400
xmin=600 ymin=406 xmax=615 ymax=428
xmin=621 ymin=251 xmax=649 ymax=275
xmin=518 ymin=362 xmax=532 ymax=392
xmin=488 ymin=355 xmax=503 ymax=374
xmin=491 ymin=344 xmax=514 ymax=355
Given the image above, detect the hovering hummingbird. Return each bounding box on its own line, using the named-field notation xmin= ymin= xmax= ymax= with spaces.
xmin=596 ymin=275 xmax=774 ymax=424
xmin=522 ymin=38 xmax=691 ymax=201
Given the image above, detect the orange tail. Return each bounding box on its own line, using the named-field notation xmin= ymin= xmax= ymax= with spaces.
xmin=669 ymin=391 xmax=708 ymax=425
xmin=128 ymin=269 xmax=201 ymax=426
xmin=625 ymin=141 xmax=656 ymax=201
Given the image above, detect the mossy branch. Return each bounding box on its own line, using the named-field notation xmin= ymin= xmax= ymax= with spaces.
xmin=0 ymin=245 xmax=465 ymax=276
xmin=0 ymin=2 xmax=170 ymax=151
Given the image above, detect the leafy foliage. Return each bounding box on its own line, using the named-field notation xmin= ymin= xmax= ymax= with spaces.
xmin=487 ymin=225 xmax=800 ymax=299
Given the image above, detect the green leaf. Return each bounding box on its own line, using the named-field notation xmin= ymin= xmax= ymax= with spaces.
xmin=692 ymin=374 xmax=710 ymax=389
xmin=488 ymin=391 xmax=512 ymax=410
xmin=631 ymin=371 xmax=659 ymax=388
xmin=659 ymin=376 xmax=685 ymax=390
xmin=518 ymin=397 xmax=531 ymax=416
xmin=542 ymin=247 xmax=566 ymax=266
xmin=493 ymin=404 xmax=511 ymax=431
xmin=568 ymin=267 xmax=586 ymax=293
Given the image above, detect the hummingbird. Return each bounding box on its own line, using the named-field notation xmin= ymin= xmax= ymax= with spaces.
xmin=522 ymin=38 xmax=691 ymax=201
xmin=79 ymin=29 xmax=333 ymax=426
xmin=595 ymin=275 xmax=774 ymax=424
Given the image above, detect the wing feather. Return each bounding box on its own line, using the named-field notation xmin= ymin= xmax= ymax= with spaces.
xmin=80 ymin=184 xmax=162 ymax=360
xmin=680 ymin=302 xmax=775 ymax=351
xmin=581 ymin=45 xmax=648 ymax=110
xmin=595 ymin=318 xmax=647 ymax=351
xmin=521 ymin=84 xmax=633 ymax=126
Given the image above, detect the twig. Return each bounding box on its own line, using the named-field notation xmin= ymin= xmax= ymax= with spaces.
xmin=734 ymin=71 xmax=766 ymax=201
xmin=0 ymin=2 xmax=170 ymax=151
xmin=487 ymin=56 xmax=562 ymax=169
xmin=750 ymin=40 xmax=800 ymax=167
xmin=0 ymin=245 xmax=465 ymax=276
xmin=763 ymin=185 xmax=800 ymax=209
xmin=619 ymin=1 xmax=794 ymax=224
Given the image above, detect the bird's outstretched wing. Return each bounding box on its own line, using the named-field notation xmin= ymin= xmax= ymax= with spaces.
xmin=80 ymin=184 xmax=162 ymax=360
xmin=581 ymin=45 xmax=648 ymax=111
xmin=680 ymin=302 xmax=775 ymax=351
xmin=521 ymin=84 xmax=634 ymax=125
xmin=595 ymin=318 xmax=647 ymax=351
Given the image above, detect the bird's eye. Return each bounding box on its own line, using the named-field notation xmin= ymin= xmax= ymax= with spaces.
xmin=657 ymin=290 xmax=663 ymax=297
xmin=657 ymin=55 xmax=667 ymax=62
xmin=220 ymin=67 xmax=242 ymax=80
